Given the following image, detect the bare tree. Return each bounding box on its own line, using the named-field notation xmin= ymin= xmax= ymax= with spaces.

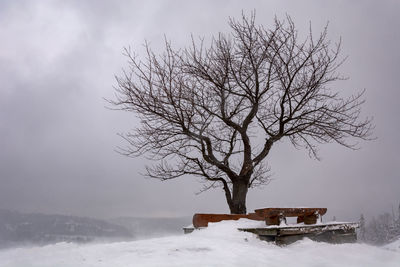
xmin=110 ymin=13 xmax=373 ymax=214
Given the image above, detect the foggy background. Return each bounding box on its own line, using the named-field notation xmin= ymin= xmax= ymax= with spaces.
xmin=0 ymin=0 xmax=399 ymax=222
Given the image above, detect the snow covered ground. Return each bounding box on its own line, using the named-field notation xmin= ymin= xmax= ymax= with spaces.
xmin=0 ymin=219 xmax=399 ymax=267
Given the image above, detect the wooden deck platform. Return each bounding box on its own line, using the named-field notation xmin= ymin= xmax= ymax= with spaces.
xmin=183 ymin=222 xmax=359 ymax=245
xmin=238 ymin=222 xmax=359 ymax=245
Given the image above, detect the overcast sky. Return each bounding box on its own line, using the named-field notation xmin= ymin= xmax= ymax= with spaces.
xmin=0 ymin=0 xmax=399 ymax=221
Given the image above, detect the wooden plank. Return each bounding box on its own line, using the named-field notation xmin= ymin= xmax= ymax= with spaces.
xmin=192 ymin=213 xmax=264 ymax=228
xmin=274 ymin=229 xmax=357 ymax=245
xmin=238 ymin=228 xmax=278 ymax=236
xmin=303 ymin=214 xmax=317 ymax=225
xmin=265 ymin=216 xmax=280 ymax=225
xmin=297 ymin=216 xmax=304 ymax=223
xmin=239 ymin=222 xmax=359 ymax=245
xmin=279 ymin=225 xmax=356 ymax=236
xmin=238 ymin=223 xmax=359 ymax=237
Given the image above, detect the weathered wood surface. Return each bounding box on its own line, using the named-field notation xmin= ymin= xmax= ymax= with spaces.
xmin=239 ymin=222 xmax=359 ymax=235
xmin=184 ymin=222 xmax=359 ymax=245
xmin=192 ymin=208 xmax=328 ymax=227
xmin=254 ymin=208 xmax=327 ymax=225
xmin=192 ymin=213 xmax=264 ymax=228
xmin=254 ymin=208 xmax=327 ymax=217
xmin=239 ymin=222 xmax=359 ymax=245
xmin=186 ymin=208 xmax=358 ymax=245
xmin=271 ymin=229 xmax=357 ymax=245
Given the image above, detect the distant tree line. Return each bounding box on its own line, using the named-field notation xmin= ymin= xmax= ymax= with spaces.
xmin=358 ymin=204 xmax=400 ymax=245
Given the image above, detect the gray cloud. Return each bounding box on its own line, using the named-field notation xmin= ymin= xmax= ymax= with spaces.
xmin=0 ymin=0 xmax=399 ymax=221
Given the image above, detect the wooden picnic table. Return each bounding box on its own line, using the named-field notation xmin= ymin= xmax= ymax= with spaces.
xmin=186 ymin=207 xmax=359 ymax=245
xmin=192 ymin=208 xmax=327 ymax=228
xmin=254 ymin=207 xmax=327 ymax=225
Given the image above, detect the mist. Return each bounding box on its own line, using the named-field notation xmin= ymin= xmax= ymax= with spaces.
xmin=0 ymin=0 xmax=399 ymax=223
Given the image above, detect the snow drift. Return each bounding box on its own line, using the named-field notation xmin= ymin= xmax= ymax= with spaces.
xmin=0 ymin=219 xmax=399 ymax=267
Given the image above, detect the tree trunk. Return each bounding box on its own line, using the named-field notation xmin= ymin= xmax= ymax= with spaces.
xmin=229 ymin=179 xmax=249 ymax=214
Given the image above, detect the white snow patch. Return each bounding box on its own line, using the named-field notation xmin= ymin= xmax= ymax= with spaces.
xmin=384 ymin=238 xmax=400 ymax=252
xmin=0 ymin=219 xmax=399 ymax=267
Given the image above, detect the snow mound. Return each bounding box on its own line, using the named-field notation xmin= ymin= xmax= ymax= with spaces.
xmin=384 ymin=238 xmax=400 ymax=252
xmin=1 ymin=219 xmax=399 ymax=267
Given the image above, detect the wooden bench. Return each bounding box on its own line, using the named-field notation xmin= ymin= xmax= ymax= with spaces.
xmin=254 ymin=208 xmax=327 ymax=225
xmin=192 ymin=213 xmax=264 ymax=228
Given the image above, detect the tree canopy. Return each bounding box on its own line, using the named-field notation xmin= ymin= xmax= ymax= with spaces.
xmin=111 ymin=13 xmax=373 ymax=214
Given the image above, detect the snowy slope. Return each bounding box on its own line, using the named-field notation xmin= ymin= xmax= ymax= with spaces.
xmin=0 ymin=219 xmax=399 ymax=267
xmin=384 ymin=238 xmax=400 ymax=252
